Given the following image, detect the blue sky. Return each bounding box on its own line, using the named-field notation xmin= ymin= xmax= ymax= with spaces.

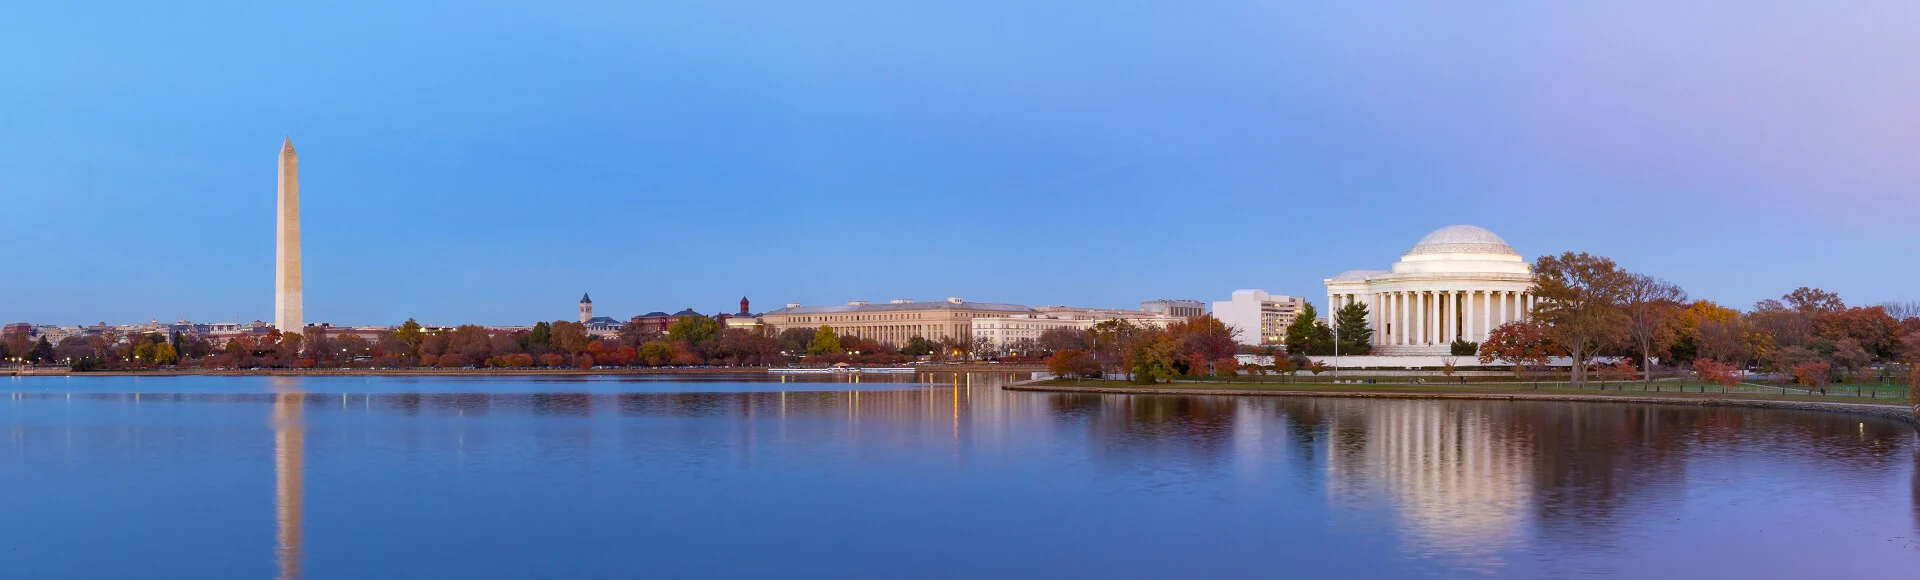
xmin=3 ymin=1 xmax=1916 ymax=326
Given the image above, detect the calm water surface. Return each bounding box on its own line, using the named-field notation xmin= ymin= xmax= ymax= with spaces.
xmin=2 ymin=373 xmax=1916 ymax=578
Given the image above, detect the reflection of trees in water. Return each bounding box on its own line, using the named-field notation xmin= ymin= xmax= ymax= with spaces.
xmin=1520 ymin=404 xmax=1910 ymax=554
xmin=1069 ymin=395 xmax=1239 ymax=473
xmin=1518 ymin=403 xmax=1692 ymax=552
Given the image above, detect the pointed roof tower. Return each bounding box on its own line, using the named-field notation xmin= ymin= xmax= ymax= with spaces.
xmin=581 ymin=293 xmax=593 ymax=304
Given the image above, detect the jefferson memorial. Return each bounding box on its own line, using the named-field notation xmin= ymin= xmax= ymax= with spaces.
xmin=1324 ymin=225 xmax=1538 ymax=356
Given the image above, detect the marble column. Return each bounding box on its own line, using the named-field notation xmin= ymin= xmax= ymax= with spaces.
xmin=1397 ymin=291 xmax=1413 ymax=345
xmin=1429 ymin=291 xmax=1439 ymax=345
xmin=1465 ymin=290 xmax=1475 ymax=343
xmin=1482 ymin=290 xmax=1492 ymax=339
xmin=1502 ymin=291 xmax=1513 ymax=326
xmin=1421 ymin=292 xmax=1432 ymax=345
xmin=1406 ymin=291 xmax=1415 ymax=346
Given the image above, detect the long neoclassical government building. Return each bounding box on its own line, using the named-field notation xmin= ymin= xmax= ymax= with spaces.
xmin=1324 ymin=225 xmax=1539 ymax=356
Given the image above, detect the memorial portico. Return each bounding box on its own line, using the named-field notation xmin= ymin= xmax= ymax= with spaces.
xmin=1323 ymin=225 xmax=1535 ymax=356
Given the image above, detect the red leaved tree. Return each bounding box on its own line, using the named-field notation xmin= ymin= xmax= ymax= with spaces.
xmin=1046 ymin=350 xmax=1102 ymax=381
xmin=1693 ymin=359 xmax=1741 ymax=393
xmin=1792 ymin=360 xmax=1832 ymax=393
xmin=1478 ymin=321 xmax=1556 ymax=380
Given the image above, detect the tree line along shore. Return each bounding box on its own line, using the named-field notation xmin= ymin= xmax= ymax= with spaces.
xmin=1039 ymin=252 xmax=1920 ymax=407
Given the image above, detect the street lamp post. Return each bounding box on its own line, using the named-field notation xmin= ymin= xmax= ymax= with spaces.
xmin=1332 ymin=308 xmax=1340 ymax=381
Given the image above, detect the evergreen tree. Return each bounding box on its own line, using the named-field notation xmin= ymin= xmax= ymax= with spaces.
xmin=1284 ymin=303 xmax=1321 ymax=356
xmin=1334 ymin=302 xmax=1373 ymax=355
xmin=528 ymin=321 xmax=552 ymax=346
xmin=901 ymin=336 xmax=934 ymax=357
xmin=30 ymin=337 xmax=54 ymax=363
xmin=1309 ymin=320 xmax=1336 ymax=356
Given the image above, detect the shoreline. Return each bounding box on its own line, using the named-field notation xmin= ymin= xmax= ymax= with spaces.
xmin=1005 ymin=382 xmax=1920 ymax=428
xmin=5 ymin=364 xmax=1045 ymax=378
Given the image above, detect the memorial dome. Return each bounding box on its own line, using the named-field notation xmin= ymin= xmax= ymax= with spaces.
xmin=1406 ymin=225 xmax=1518 ymax=257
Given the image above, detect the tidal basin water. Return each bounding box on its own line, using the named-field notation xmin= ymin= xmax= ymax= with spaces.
xmin=2 ymin=373 xmax=1917 ymax=578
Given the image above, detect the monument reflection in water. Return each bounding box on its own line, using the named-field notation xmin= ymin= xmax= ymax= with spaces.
xmin=272 ymin=380 xmax=304 ymax=580
xmin=0 ymin=373 xmax=1914 ymax=578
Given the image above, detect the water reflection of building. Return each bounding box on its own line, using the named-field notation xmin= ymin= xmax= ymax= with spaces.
xmin=1326 ymin=400 xmax=1533 ymax=567
xmin=272 ymin=387 xmax=305 ymax=580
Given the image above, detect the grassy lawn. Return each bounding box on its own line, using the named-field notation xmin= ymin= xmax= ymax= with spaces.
xmin=1038 ymin=378 xmax=1915 ymax=407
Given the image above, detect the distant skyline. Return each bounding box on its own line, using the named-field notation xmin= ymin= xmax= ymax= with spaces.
xmin=4 ymin=1 xmax=1917 ymax=326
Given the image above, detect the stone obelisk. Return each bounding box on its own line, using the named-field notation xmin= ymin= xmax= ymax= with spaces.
xmin=276 ymin=138 xmax=304 ymax=334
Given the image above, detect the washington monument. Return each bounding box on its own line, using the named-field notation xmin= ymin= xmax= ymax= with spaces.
xmin=276 ymin=138 xmax=303 ymax=333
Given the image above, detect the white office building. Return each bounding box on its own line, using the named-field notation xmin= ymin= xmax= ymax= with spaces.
xmin=1211 ymin=290 xmax=1309 ymax=346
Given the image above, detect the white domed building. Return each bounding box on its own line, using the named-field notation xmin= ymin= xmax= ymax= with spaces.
xmin=1324 ymin=225 xmax=1538 ymax=356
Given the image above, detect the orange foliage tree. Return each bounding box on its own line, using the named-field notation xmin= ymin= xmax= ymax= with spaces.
xmin=1478 ymin=321 xmax=1556 ymax=379
xmin=1046 ymin=350 xmax=1102 ymax=381
xmin=1792 ymin=360 xmax=1832 ymax=393
xmin=1693 ymin=359 xmax=1741 ymax=393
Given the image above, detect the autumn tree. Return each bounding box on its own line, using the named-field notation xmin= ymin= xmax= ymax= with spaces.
xmin=805 ymin=326 xmax=842 ymax=356
xmin=1037 ymin=327 xmax=1090 ymax=354
xmin=616 ymin=320 xmax=662 ymax=348
xmin=3 ymin=328 xmax=31 ymax=361
xmin=1479 ymin=321 xmax=1555 ymax=379
xmin=1131 ymin=332 xmax=1183 ymax=384
xmin=393 ymin=319 xmax=426 ymax=355
xmin=1693 ymin=359 xmax=1742 ymax=393
xmin=152 ymin=342 xmax=179 ymax=366
xmin=1167 ymin=315 xmax=1240 ymax=375
xmin=970 ymin=336 xmax=999 ymax=360
xmin=1619 ymin=273 xmax=1687 ymax=383
xmin=549 ymin=321 xmax=590 ymax=354
xmin=1045 ymin=350 xmax=1102 ymax=381
xmin=1671 ymin=300 xmax=1739 ymax=362
xmin=668 ymin=316 xmax=721 ymax=349
xmin=1089 ymin=319 xmax=1148 ymax=378
xmin=1793 ymin=360 xmax=1833 ymax=392
xmin=637 ymin=341 xmax=675 ymax=366
xmin=1785 ymin=287 xmax=1845 ymax=314
xmin=1531 ymin=252 xmax=1629 ymax=387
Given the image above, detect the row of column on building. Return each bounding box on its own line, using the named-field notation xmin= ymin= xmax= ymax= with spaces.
xmin=1329 ymin=290 xmax=1535 ymax=347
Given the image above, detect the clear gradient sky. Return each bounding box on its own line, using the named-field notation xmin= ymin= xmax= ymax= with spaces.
xmin=3 ymin=1 xmax=1916 ymax=326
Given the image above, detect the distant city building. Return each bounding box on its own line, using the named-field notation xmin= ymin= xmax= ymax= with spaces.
xmin=1141 ymin=299 xmax=1206 ymax=318
xmin=1031 ymin=305 xmax=1170 ymax=321
xmin=723 ymin=297 xmax=763 ymax=331
xmin=1212 ymin=290 xmax=1309 ymax=346
xmin=628 ymin=309 xmax=706 ymax=333
xmin=584 ymin=317 xmax=622 ymax=337
xmin=320 ymin=325 xmax=397 ymax=345
xmin=971 ymin=311 xmax=1181 ymax=352
xmin=1324 ymin=225 xmax=1537 ymax=356
xmin=34 ymin=325 xmax=79 ymax=345
xmin=760 ymin=297 xmax=1035 ymax=348
xmin=208 ymin=321 xmax=275 ymax=346
xmin=575 ymin=293 xmax=623 ymax=336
